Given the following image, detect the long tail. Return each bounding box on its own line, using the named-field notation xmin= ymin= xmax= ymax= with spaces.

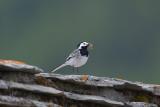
xmin=51 ymin=63 xmax=67 ymax=72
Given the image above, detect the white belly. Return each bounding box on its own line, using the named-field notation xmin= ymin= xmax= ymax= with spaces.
xmin=66 ymin=56 xmax=88 ymax=67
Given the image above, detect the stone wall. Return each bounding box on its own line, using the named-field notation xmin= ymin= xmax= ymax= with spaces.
xmin=0 ymin=60 xmax=159 ymax=107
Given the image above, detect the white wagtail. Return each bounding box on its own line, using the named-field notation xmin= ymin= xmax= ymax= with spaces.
xmin=51 ymin=42 xmax=93 ymax=72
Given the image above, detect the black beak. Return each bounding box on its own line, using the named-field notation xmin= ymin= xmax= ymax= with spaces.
xmin=88 ymin=43 xmax=93 ymax=49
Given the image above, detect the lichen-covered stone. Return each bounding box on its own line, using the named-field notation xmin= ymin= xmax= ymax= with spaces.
xmin=35 ymin=73 xmax=160 ymax=106
xmin=127 ymin=102 xmax=158 ymax=107
xmin=0 ymin=95 xmax=61 ymax=107
xmin=0 ymin=63 xmax=43 ymax=83
xmin=0 ymin=61 xmax=159 ymax=107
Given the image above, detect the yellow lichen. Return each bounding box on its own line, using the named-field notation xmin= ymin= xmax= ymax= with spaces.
xmin=81 ymin=75 xmax=89 ymax=81
xmin=0 ymin=59 xmax=25 ymax=64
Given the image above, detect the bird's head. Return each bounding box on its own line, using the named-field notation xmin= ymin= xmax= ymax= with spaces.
xmin=77 ymin=42 xmax=93 ymax=50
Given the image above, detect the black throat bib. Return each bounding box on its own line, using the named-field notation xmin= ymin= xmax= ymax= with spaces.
xmin=79 ymin=47 xmax=89 ymax=57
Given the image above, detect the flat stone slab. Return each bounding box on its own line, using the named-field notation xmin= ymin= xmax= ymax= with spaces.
xmin=35 ymin=73 xmax=160 ymax=106
xmin=64 ymin=92 xmax=124 ymax=107
xmin=127 ymin=102 xmax=158 ymax=107
xmin=0 ymin=79 xmax=125 ymax=107
xmin=0 ymin=60 xmax=43 ymax=83
xmin=0 ymin=63 xmax=43 ymax=74
xmin=0 ymin=95 xmax=61 ymax=107
xmin=0 ymin=80 xmax=62 ymax=96
xmin=36 ymin=73 xmax=160 ymax=96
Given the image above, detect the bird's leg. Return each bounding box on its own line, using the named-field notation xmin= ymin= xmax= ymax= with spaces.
xmin=76 ymin=68 xmax=78 ymax=73
xmin=72 ymin=67 xmax=75 ymax=72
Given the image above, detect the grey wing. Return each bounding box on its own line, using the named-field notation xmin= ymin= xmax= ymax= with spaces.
xmin=66 ymin=49 xmax=80 ymax=61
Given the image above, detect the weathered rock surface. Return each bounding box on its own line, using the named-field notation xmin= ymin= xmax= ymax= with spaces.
xmin=0 ymin=95 xmax=60 ymax=107
xmin=35 ymin=73 xmax=160 ymax=106
xmin=0 ymin=61 xmax=43 ymax=84
xmin=0 ymin=60 xmax=159 ymax=107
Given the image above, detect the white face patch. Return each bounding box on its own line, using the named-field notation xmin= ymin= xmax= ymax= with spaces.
xmin=78 ymin=42 xmax=89 ymax=49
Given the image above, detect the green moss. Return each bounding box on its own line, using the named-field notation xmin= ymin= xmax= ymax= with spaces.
xmin=134 ymin=94 xmax=151 ymax=102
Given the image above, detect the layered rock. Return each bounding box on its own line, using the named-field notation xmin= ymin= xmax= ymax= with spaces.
xmin=0 ymin=59 xmax=159 ymax=107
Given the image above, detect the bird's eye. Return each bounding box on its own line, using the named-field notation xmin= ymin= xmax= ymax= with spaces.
xmin=83 ymin=42 xmax=88 ymax=45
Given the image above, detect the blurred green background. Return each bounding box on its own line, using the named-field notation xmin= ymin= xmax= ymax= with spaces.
xmin=0 ymin=0 xmax=160 ymax=83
